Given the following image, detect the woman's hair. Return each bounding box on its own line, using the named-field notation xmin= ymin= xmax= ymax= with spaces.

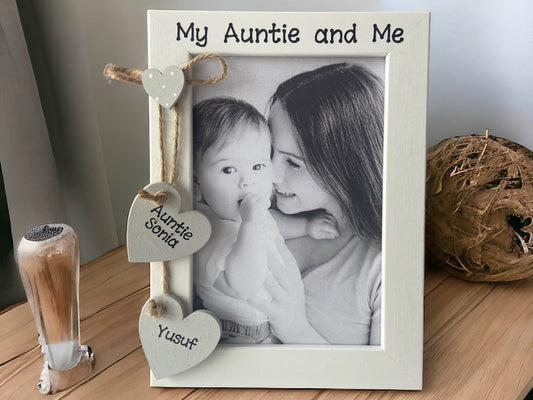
xmin=193 ymin=97 xmax=268 ymax=157
xmin=269 ymin=63 xmax=384 ymax=244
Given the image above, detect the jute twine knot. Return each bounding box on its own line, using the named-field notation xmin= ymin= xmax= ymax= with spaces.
xmin=138 ymin=189 xmax=169 ymax=205
xmin=146 ymin=299 xmax=166 ymax=318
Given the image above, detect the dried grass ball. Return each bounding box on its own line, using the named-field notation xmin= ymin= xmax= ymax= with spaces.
xmin=426 ymin=133 xmax=533 ymax=281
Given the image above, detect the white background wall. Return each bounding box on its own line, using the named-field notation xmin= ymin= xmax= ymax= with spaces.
xmin=22 ymin=0 xmax=533 ymax=259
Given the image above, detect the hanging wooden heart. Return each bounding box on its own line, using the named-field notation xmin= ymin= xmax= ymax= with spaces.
xmin=142 ymin=66 xmax=185 ymax=109
xmin=126 ymin=182 xmax=211 ymax=262
xmin=138 ymin=294 xmax=221 ymax=379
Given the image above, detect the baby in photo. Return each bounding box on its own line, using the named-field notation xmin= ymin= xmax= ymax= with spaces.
xmin=193 ymin=97 xmax=336 ymax=344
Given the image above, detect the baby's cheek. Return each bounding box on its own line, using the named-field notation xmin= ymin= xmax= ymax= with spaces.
xmin=258 ymin=179 xmax=273 ymax=194
xmin=259 ymin=188 xmax=274 ymax=207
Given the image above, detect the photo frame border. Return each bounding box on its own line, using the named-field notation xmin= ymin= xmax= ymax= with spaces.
xmin=146 ymin=10 xmax=429 ymax=390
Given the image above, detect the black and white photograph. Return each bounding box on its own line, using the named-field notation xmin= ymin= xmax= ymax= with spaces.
xmin=191 ymin=57 xmax=385 ymax=346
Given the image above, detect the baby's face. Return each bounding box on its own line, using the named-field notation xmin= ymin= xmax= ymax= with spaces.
xmin=196 ymin=124 xmax=273 ymax=222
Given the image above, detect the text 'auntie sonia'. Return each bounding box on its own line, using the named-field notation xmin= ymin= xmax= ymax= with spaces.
xmin=145 ymin=205 xmax=194 ymax=249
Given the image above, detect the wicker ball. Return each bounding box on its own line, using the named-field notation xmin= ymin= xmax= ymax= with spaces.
xmin=426 ymin=133 xmax=533 ymax=281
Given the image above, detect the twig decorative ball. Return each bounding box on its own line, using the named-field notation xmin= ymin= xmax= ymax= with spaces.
xmin=426 ymin=133 xmax=533 ymax=281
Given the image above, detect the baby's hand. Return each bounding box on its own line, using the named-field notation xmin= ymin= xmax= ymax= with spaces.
xmin=306 ymin=210 xmax=339 ymax=240
xmin=240 ymin=193 xmax=270 ymax=223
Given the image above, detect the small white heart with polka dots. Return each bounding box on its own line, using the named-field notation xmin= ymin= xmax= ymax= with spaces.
xmin=142 ymin=66 xmax=185 ymax=110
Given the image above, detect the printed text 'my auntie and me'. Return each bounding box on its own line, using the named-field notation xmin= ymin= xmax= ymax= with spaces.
xmin=177 ymin=22 xmax=405 ymax=47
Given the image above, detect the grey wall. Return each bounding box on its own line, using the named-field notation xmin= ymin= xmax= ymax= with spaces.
xmin=20 ymin=0 xmax=533 ymax=254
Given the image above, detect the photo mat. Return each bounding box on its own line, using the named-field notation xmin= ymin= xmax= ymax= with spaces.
xmin=146 ymin=10 xmax=429 ymax=389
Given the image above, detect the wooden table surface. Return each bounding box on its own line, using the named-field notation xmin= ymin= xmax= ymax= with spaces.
xmin=1 ymin=247 xmax=533 ymax=400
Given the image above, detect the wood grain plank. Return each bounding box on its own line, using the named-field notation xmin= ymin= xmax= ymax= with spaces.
xmin=79 ymin=247 xmax=149 ymax=319
xmin=185 ymin=388 xmax=322 ymax=400
xmin=423 ymin=276 xmax=495 ymax=348
xmin=451 ymin=279 xmax=533 ymax=400
xmin=0 ymin=288 xmax=149 ymax=399
xmin=314 ymin=390 xmax=382 ymax=399
xmin=0 ymin=302 xmax=38 ymax=365
xmin=0 ymin=346 xmax=41 ymax=386
xmin=59 ymin=348 xmax=194 ymax=400
xmin=423 ymin=266 xmax=449 ymax=296
xmin=373 ymin=279 xmax=533 ymax=400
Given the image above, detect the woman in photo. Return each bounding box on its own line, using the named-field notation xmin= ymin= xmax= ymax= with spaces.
xmin=252 ymin=62 xmax=384 ymax=345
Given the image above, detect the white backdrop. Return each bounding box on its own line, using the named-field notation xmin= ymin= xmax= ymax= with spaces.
xmin=13 ymin=0 xmax=533 ymax=261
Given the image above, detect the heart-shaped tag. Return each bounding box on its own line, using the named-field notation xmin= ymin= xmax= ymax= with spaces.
xmin=126 ymin=182 xmax=211 ymax=262
xmin=138 ymin=295 xmax=221 ymax=379
xmin=142 ymin=66 xmax=185 ymax=109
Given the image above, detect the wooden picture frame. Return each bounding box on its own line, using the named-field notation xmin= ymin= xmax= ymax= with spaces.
xmin=146 ymin=10 xmax=429 ymax=390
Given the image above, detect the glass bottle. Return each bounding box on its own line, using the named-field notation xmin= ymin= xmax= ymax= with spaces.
xmin=17 ymin=224 xmax=81 ymax=371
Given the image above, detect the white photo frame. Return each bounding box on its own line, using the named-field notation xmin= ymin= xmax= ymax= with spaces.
xmin=147 ymin=10 xmax=429 ymax=390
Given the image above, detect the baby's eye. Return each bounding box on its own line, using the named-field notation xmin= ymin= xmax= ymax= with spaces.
xmin=221 ymin=166 xmax=236 ymax=174
xmin=286 ymin=158 xmax=301 ymax=170
xmin=252 ymin=163 xmax=266 ymax=171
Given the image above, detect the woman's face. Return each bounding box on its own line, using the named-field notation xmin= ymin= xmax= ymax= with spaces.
xmin=269 ymin=103 xmax=344 ymax=222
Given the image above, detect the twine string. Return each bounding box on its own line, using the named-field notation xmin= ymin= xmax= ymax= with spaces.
xmin=170 ymin=106 xmax=181 ymax=185
xmin=181 ymin=53 xmax=228 ymax=86
xmin=104 ymin=54 xmax=226 ymax=318
xmin=153 ymin=103 xmax=182 ymax=185
xmin=103 ymin=64 xmax=143 ymax=86
xmin=145 ymin=261 xmax=170 ymax=317
xmin=158 ymin=104 xmax=167 ymax=183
